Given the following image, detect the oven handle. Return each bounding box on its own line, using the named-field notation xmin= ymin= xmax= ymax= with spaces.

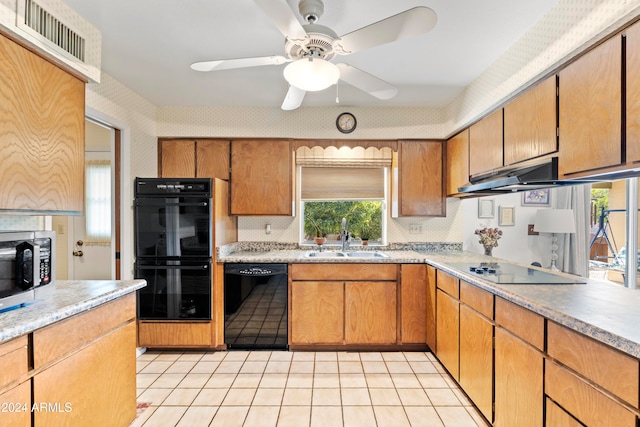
xmin=135 ymin=264 xmax=210 ymax=270
xmin=134 ymin=200 xmax=209 ymax=207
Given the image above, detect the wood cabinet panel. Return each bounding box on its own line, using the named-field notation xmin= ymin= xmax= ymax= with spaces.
xmin=436 ymin=289 xmax=459 ymax=380
xmin=545 ymin=359 xmax=637 ymax=427
xmin=138 ymin=321 xmax=212 ymax=347
xmin=231 ymin=139 xmax=292 ymax=215
xmin=495 ymin=297 xmax=544 ymax=351
xmin=34 ymin=321 xmax=137 ymax=427
xmin=345 ymin=281 xmax=397 ymax=344
xmin=459 ymin=304 xmax=493 ymax=422
xmin=625 ymin=21 xmax=640 ymax=163
xmin=214 ymin=179 xmax=237 ymax=246
xmin=545 ymin=397 xmax=583 ymax=427
xmin=0 ymin=336 xmax=28 ymax=389
xmin=290 ymin=263 xmax=397 ymax=281
xmin=494 ymin=327 xmax=543 ymax=427
xmin=0 ymin=380 xmax=30 ymax=427
xmin=400 ymin=264 xmax=427 ymax=343
xmin=469 ymin=109 xmax=503 ymax=176
xmin=160 ymin=140 xmax=195 ymax=177
xmin=291 ymin=281 xmax=344 ymax=344
xmin=436 ymin=270 xmax=459 ymax=298
xmin=33 ymin=294 xmax=135 ymax=368
xmin=398 ymin=140 xmax=445 ymax=216
xmin=426 ymin=265 xmax=437 ymax=351
xmin=547 ymin=321 xmax=639 ymax=407
xmin=0 ymin=33 xmax=85 ymax=213
xmin=197 ymin=139 xmax=230 ymax=180
xmin=446 ymin=129 xmax=469 ymax=196
xmin=559 ymin=35 xmax=622 ymax=176
xmin=459 ymin=281 xmax=493 ymax=319
xmin=503 ymin=76 xmax=557 ymax=165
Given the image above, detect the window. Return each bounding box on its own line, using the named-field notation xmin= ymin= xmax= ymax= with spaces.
xmin=85 ymin=160 xmax=111 ymax=244
xmin=300 ymin=166 xmax=386 ymax=245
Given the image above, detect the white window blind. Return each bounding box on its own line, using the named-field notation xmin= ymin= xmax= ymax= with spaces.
xmin=301 ymin=167 xmax=385 ymax=200
xmin=85 ymin=160 xmax=111 ymax=244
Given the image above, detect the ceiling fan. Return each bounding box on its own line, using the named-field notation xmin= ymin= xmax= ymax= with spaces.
xmin=190 ymin=0 xmax=437 ymax=110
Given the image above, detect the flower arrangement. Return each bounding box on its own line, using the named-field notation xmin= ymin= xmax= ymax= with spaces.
xmin=475 ymin=227 xmax=503 ymax=255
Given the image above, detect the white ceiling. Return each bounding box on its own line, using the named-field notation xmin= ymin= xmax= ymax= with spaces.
xmin=63 ymin=0 xmax=561 ymax=109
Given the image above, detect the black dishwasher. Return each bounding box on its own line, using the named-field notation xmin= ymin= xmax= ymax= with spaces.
xmin=223 ymin=263 xmax=288 ymax=350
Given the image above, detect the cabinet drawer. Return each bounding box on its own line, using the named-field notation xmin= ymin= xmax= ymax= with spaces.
xmin=547 ymin=321 xmax=639 ymax=408
xmin=290 ymin=263 xmax=397 ymax=281
xmin=460 ymin=281 xmax=493 ymax=319
xmin=34 ymin=294 xmax=136 ymax=368
xmin=436 ymin=270 xmax=459 ymax=298
xmin=545 ymin=360 xmax=637 ymax=427
xmin=495 ymin=297 xmax=544 ymax=350
xmin=0 ymin=336 xmax=28 ymax=389
xmin=138 ymin=321 xmax=212 ymax=347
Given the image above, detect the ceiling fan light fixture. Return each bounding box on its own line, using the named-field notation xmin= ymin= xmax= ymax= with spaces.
xmin=283 ymin=57 xmax=340 ymax=91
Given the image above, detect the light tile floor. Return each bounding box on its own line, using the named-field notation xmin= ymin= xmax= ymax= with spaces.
xmin=130 ymin=351 xmax=490 ymax=427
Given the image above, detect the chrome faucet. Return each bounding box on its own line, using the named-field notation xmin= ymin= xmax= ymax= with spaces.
xmin=340 ymin=217 xmax=350 ymax=251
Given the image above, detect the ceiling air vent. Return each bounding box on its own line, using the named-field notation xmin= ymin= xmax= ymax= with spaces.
xmin=19 ymin=0 xmax=85 ymax=62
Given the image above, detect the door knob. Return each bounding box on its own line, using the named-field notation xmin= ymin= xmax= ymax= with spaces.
xmin=73 ymin=250 xmax=83 ymax=257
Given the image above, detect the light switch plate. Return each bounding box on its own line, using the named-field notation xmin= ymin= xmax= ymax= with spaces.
xmin=409 ymin=224 xmax=423 ymax=234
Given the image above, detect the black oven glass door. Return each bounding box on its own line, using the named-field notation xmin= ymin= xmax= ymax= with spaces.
xmin=136 ymin=259 xmax=212 ymax=320
xmin=134 ymin=197 xmax=212 ymax=258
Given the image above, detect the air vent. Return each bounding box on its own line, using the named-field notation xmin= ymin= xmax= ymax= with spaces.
xmin=21 ymin=0 xmax=85 ymax=62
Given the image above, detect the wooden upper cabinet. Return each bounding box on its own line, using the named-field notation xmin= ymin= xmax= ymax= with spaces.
xmin=559 ymin=34 xmax=622 ymax=177
xmin=160 ymin=140 xmax=195 ymax=177
xmin=398 ymin=140 xmax=445 ymax=217
xmin=231 ymin=139 xmax=292 ymax=215
xmin=160 ymin=139 xmax=230 ymax=180
xmin=626 ymin=22 xmax=640 ymax=163
xmin=0 ymin=33 xmax=85 ymax=213
xmin=503 ymin=76 xmax=558 ymax=165
xmin=446 ymin=129 xmax=469 ymax=196
xmin=197 ymin=140 xmax=230 ymax=180
xmin=469 ymin=109 xmax=503 ymax=177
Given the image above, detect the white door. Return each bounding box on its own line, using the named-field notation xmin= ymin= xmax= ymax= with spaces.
xmin=69 ymin=150 xmax=113 ymax=280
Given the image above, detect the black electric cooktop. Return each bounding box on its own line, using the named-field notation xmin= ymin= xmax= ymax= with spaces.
xmin=447 ymin=262 xmax=586 ymax=285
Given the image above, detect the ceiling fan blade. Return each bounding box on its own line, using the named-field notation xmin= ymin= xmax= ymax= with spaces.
xmin=335 ymin=7 xmax=437 ymax=54
xmin=253 ymin=0 xmax=308 ymax=42
xmin=336 ymin=63 xmax=398 ymax=100
xmin=190 ymin=55 xmax=288 ymax=72
xmin=281 ymin=85 xmax=306 ymax=110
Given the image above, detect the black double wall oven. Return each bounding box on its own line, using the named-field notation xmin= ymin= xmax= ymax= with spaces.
xmin=134 ymin=178 xmax=213 ymax=321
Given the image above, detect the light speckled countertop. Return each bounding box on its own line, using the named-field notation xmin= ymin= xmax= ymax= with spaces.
xmin=0 ymin=279 xmax=146 ymax=344
xmin=219 ymin=246 xmax=640 ymax=358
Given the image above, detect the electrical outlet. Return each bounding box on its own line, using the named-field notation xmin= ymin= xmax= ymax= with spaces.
xmin=409 ymin=224 xmax=423 ymax=234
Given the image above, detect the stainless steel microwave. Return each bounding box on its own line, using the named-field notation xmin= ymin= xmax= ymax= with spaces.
xmin=0 ymin=231 xmax=55 ymax=311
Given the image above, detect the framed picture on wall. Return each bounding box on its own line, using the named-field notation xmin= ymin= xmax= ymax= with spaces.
xmin=478 ymin=199 xmax=495 ymax=218
xmin=499 ymin=205 xmax=515 ymax=226
xmin=522 ymin=189 xmax=550 ymax=206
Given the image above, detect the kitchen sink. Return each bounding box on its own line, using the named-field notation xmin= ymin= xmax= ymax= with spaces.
xmin=345 ymin=251 xmax=389 ymax=258
xmin=303 ymin=251 xmax=347 ymax=258
xmin=302 ymin=250 xmax=389 ymax=259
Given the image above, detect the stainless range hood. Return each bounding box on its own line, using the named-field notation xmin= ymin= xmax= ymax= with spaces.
xmin=458 ymin=157 xmax=597 ymax=194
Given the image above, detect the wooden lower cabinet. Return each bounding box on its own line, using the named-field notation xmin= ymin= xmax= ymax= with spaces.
xmin=494 ymin=327 xmax=543 ymax=427
xmin=545 ymin=397 xmax=582 ymax=427
xmin=345 ymin=281 xmax=396 ymax=344
xmin=291 ymin=281 xmax=344 ymax=344
xmin=459 ymin=304 xmax=493 ymax=422
xmin=426 ymin=265 xmax=437 ymax=351
xmin=400 ymin=264 xmax=427 ymax=344
xmin=435 ymin=289 xmax=459 ymax=380
xmin=545 ymin=360 xmax=637 ymax=427
xmin=33 ymin=321 xmax=136 ymax=427
xmin=0 ymin=380 xmax=31 ymax=427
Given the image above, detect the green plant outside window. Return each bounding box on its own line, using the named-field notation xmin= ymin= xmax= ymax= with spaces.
xmin=303 ymin=200 xmax=383 ymax=244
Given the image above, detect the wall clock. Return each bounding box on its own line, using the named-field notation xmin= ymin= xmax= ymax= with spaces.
xmin=336 ymin=112 xmax=357 ymax=134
